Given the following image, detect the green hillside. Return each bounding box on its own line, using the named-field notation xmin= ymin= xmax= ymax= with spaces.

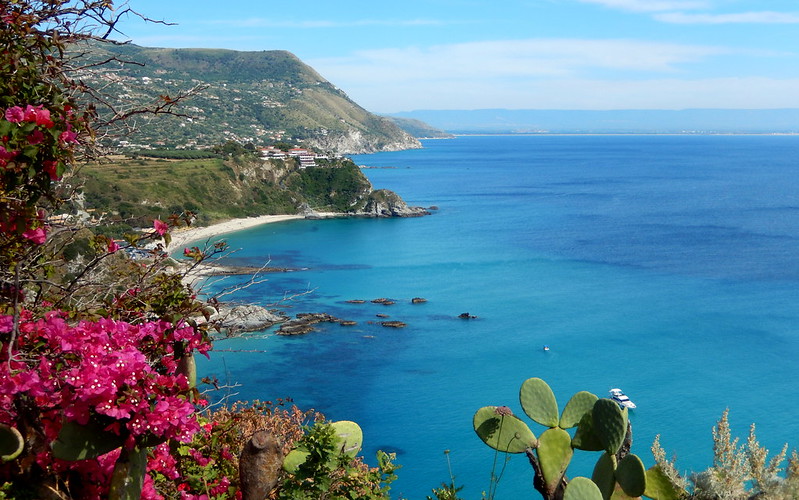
xmin=73 ymin=43 xmax=421 ymax=154
xmin=75 ymin=153 xmax=376 ymax=231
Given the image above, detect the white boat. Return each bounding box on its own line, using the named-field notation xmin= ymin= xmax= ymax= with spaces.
xmin=609 ymin=388 xmax=636 ymax=409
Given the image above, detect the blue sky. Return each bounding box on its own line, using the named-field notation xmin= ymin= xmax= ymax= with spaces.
xmin=116 ymin=0 xmax=799 ymax=113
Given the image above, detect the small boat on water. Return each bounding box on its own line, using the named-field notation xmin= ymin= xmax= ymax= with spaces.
xmin=609 ymin=388 xmax=636 ymax=409
xmin=543 ymin=345 xmax=550 ymax=351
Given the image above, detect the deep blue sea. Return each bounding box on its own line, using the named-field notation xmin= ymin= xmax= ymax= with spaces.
xmin=195 ymin=135 xmax=799 ymax=499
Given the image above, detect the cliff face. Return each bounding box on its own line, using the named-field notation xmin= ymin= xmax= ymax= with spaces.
xmin=304 ymin=127 xmax=420 ymax=155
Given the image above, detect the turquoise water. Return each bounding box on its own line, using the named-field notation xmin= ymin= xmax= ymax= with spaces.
xmin=196 ymin=135 xmax=799 ymax=499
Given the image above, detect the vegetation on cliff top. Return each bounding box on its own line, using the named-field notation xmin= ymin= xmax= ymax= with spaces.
xmin=76 ymin=43 xmax=421 ymax=153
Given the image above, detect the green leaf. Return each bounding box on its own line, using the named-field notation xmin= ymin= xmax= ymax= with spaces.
xmin=520 ymin=377 xmax=559 ymax=428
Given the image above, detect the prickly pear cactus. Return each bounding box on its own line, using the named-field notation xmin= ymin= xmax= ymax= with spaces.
xmin=591 ymin=399 xmax=628 ymax=455
xmin=108 ymin=446 xmax=148 ymax=500
xmin=51 ymin=419 xmax=125 ymax=461
xmin=564 ymin=476 xmax=604 ymax=500
xmin=520 ymin=378 xmax=560 ymax=428
xmin=560 ymin=391 xmax=599 ymax=429
xmin=283 ymin=420 xmax=366 ymax=473
xmin=616 ymin=454 xmax=647 ymax=497
xmin=331 ymin=420 xmax=362 ymax=457
xmin=0 ymin=424 xmax=23 ymax=462
xmin=537 ymin=427 xmax=574 ymax=495
xmin=473 ymin=406 xmax=537 ymax=454
xmin=644 ymin=465 xmax=685 ymax=500
xmin=474 ymin=378 xmax=648 ymax=500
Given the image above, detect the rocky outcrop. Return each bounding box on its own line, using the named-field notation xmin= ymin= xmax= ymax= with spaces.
xmin=356 ymin=189 xmax=429 ymax=218
xmin=304 ymin=127 xmax=422 ymax=155
xmin=276 ymin=312 xmax=347 ymax=336
xmin=211 ymin=304 xmax=286 ymax=335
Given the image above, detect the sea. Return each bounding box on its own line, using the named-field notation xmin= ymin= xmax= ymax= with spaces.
xmin=194 ymin=134 xmax=799 ymax=499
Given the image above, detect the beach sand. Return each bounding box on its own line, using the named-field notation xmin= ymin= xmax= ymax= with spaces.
xmin=167 ymin=213 xmax=343 ymax=253
xmin=167 ymin=214 xmax=305 ymax=253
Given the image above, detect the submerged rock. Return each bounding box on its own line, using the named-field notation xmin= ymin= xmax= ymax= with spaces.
xmin=277 ymin=312 xmax=346 ymax=335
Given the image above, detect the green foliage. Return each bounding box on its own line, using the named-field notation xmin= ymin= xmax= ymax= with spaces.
xmin=77 ymin=154 xmax=372 ymax=224
xmin=279 ymin=420 xmax=399 ymax=499
xmin=78 ymin=43 xmax=415 ymax=152
xmin=287 ymin=161 xmax=371 ymax=212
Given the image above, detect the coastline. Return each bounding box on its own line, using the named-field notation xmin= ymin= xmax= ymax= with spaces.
xmin=167 ymin=214 xmax=309 ymax=253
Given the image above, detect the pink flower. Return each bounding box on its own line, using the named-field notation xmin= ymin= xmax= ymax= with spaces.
xmin=59 ymin=129 xmax=78 ymax=144
xmin=0 ymin=145 xmax=16 ymax=161
xmin=153 ymin=219 xmax=169 ymax=236
xmin=5 ymin=106 xmax=24 ymax=123
xmin=28 ymin=129 xmax=45 ymax=145
xmin=22 ymin=226 xmax=47 ymax=245
xmin=108 ymin=239 xmax=120 ymax=253
xmin=23 ymin=105 xmax=53 ymax=128
xmin=43 ymin=160 xmax=60 ymax=180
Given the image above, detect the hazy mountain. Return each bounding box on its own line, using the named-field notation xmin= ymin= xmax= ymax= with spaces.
xmin=389 ymin=109 xmax=799 ymax=134
xmin=75 ymin=43 xmax=421 ymax=154
xmin=383 ymin=117 xmax=454 ymax=138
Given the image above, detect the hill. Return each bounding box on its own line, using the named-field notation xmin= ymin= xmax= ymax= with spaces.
xmin=73 ymin=43 xmax=421 ymax=154
xmin=389 ymin=108 xmax=799 ymax=134
xmin=73 ymin=153 xmax=428 ymax=233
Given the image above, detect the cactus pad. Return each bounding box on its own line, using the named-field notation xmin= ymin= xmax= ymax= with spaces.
xmin=560 ymin=391 xmax=598 ymax=429
xmin=331 ymin=420 xmax=363 ymax=457
xmin=0 ymin=424 xmax=23 ymax=462
xmin=592 ymin=399 xmax=627 ymax=455
xmin=564 ymin=476 xmax=604 ymax=500
xmin=537 ymin=427 xmax=574 ymax=495
xmin=616 ymin=453 xmax=647 ymax=497
xmin=520 ymin=377 xmax=560 ymax=427
xmin=572 ymin=410 xmax=604 ymax=452
xmin=108 ymin=446 xmax=148 ymax=500
xmin=473 ymin=406 xmax=537 ymax=454
xmin=52 ymin=419 xmax=125 ymax=460
xmin=644 ymin=465 xmax=684 ymax=500
xmin=591 ymin=452 xmax=617 ymax=500
xmin=282 ymin=449 xmax=312 ymax=473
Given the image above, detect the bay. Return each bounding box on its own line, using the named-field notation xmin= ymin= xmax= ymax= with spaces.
xmin=197 ymin=135 xmax=799 ymax=499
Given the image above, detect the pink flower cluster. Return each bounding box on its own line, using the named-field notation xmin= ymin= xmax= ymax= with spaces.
xmin=5 ymin=104 xmax=55 ymax=128
xmin=0 ymin=310 xmax=212 ymax=496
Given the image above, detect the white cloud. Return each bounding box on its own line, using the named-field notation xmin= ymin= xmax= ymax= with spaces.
xmin=576 ymin=0 xmax=708 ymax=13
xmin=311 ymin=38 xmax=726 ymax=85
xmin=655 ymin=11 xmax=799 ymax=24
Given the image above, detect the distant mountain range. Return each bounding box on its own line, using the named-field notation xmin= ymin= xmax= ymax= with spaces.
xmin=389 ymin=109 xmax=799 ymax=134
xmin=75 ymin=43 xmax=420 ymax=154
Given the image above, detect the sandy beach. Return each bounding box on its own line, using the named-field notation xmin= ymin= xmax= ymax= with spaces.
xmin=166 ymin=214 xmax=306 ymax=253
